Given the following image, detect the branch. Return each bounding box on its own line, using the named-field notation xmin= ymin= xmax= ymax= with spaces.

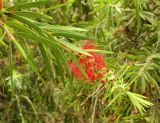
xmin=91 ymin=95 xmax=98 ymax=123
xmin=0 ymin=0 xmax=3 ymax=10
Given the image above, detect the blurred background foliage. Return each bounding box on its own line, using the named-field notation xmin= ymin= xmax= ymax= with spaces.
xmin=0 ymin=0 xmax=160 ymax=123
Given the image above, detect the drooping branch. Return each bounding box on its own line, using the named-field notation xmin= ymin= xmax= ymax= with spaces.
xmin=0 ymin=0 xmax=3 ymax=10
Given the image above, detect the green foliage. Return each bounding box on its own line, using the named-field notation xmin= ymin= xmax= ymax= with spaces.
xmin=0 ymin=0 xmax=160 ymax=123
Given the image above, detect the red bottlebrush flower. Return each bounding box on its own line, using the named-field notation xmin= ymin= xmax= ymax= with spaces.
xmin=83 ymin=40 xmax=95 ymax=55
xmin=86 ymin=69 xmax=96 ymax=81
xmin=94 ymin=54 xmax=106 ymax=70
xmin=79 ymin=58 xmax=85 ymax=65
xmin=103 ymin=69 xmax=109 ymax=74
xmin=96 ymin=63 xmax=105 ymax=70
xmin=94 ymin=54 xmax=105 ymax=65
xmin=69 ymin=62 xmax=83 ymax=78
xmin=83 ymin=40 xmax=95 ymax=49
xmin=86 ymin=62 xmax=93 ymax=68
xmin=100 ymin=80 xmax=106 ymax=84
xmin=96 ymin=73 xmax=103 ymax=79
xmin=68 ymin=40 xmax=108 ymax=83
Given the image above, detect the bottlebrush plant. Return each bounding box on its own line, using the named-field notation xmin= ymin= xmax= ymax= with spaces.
xmin=0 ymin=0 xmax=159 ymax=123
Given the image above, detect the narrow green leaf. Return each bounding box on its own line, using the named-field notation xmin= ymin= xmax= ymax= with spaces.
xmin=0 ymin=33 xmax=8 ymax=48
xmin=38 ymin=44 xmax=56 ymax=84
xmin=126 ymin=91 xmax=153 ymax=114
xmin=107 ymin=93 xmax=122 ymax=108
xmin=19 ymin=39 xmax=45 ymax=83
xmin=15 ymin=32 xmax=60 ymax=48
xmin=9 ymin=38 xmax=14 ymax=95
xmin=145 ymin=72 xmax=159 ymax=87
xmin=15 ymin=11 xmax=53 ymax=20
xmin=41 ymin=1 xmax=73 ymax=12
xmin=57 ymin=49 xmax=72 ymax=82
xmin=52 ymin=31 xmax=89 ymax=40
xmin=12 ymin=39 xmax=27 ymax=60
xmin=58 ymin=39 xmax=92 ymax=56
xmin=134 ymin=0 xmax=142 ymax=34
xmin=7 ymin=13 xmax=44 ymax=35
xmin=21 ymin=95 xmax=39 ymax=120
xmin=5 ymin=21 xmax=36 ymax=36
xmin=7 ymin=1 xmax=49 ymax=10
xmin=51 ymin=47 xmax=66 ymax=85
xmin=41 ymin=25 xmax=88 ymax=32
xmin=85 ymin=49 xmax=113 ymax=54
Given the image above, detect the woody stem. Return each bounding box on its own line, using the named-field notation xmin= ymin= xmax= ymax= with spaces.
xmin=0 ymin=0 xmax=3 ymax=10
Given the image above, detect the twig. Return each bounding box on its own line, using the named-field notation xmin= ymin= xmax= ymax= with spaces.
xmin=0 ymin=0 xmax=3 ymax=10
xmin=81 ymin=84 xmax=103 ymax=106
xmin=0 ymin=22 xmax=16 ymax=41
xmin=91 ymin=95 xmax=98 ymax=123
